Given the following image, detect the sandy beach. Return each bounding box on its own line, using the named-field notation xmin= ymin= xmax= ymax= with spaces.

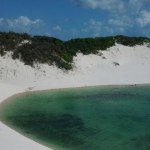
xmin=0 ymin=43 xmax=150 ymax=150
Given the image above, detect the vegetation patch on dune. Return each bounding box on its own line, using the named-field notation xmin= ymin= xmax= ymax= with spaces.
xmin=0 ymin=32 xmax=149 ymax=70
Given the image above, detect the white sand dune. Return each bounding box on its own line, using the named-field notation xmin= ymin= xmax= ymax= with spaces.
xmin=0 ymin=43 xmax=150 ymax=150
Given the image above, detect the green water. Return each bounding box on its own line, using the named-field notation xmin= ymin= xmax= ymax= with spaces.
xmin=0 ymin=86 xmax=150 ymax=150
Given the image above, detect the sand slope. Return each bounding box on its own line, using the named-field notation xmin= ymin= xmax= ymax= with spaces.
xmin=0 ymin=43 xmax=150 ymax=150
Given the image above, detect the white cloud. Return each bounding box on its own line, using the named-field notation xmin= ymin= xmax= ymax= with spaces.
xmin=136 ymin=11 xmax=150 ymax=27
xmin=0 ymin=16 xmax=45 ymax=34
xmin=129 ymin=0 xmax=150 ymax=14
xmin=82 ymin=16 xmax=133 ymax=37
xmin=52 ymin=25 xmax=62 ymax=33
xmin=108 ymin=16 xmax=132 ymax=28
xmin=73 ymin=0 xmax=150 ymax=16
xmin=83 ymin=19 xmax=102 ymax=36
xmin=73 ymin=0 xmax=125 ymax=13
xmin=108 ymin=19 xmax=125 ymax=27
xmin=128 ymin=0 xmax=143 ymax=13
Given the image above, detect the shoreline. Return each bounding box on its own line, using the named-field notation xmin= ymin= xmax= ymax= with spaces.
xmin=2 ymin=82 xmax=150 ymax=105
xmin=1 ymin=82 xmax=150 ymax=150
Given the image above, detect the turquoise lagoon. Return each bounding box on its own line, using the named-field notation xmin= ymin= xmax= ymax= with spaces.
xmin=0 ymin=85 xmax=150 ymax=150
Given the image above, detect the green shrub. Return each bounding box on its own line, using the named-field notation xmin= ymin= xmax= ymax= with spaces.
xmin=0 ymin=32 xmax=149 ymax=70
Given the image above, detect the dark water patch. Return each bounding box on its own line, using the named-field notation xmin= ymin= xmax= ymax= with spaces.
xmin=124 ymin=133 xmax=150 ymax=150
xmin=5 ymin=113 xmax=90 ymax=148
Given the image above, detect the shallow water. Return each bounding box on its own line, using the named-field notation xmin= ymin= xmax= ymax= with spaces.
xmin=0 ymin=86 xmax=150 ymax=150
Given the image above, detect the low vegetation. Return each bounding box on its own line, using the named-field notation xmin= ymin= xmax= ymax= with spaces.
xmin=0 ymin=32 xmax=149 ymax=70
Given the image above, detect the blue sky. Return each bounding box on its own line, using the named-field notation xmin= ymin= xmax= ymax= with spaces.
xmin=0 ymin=0 xmax=150 ymax=40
